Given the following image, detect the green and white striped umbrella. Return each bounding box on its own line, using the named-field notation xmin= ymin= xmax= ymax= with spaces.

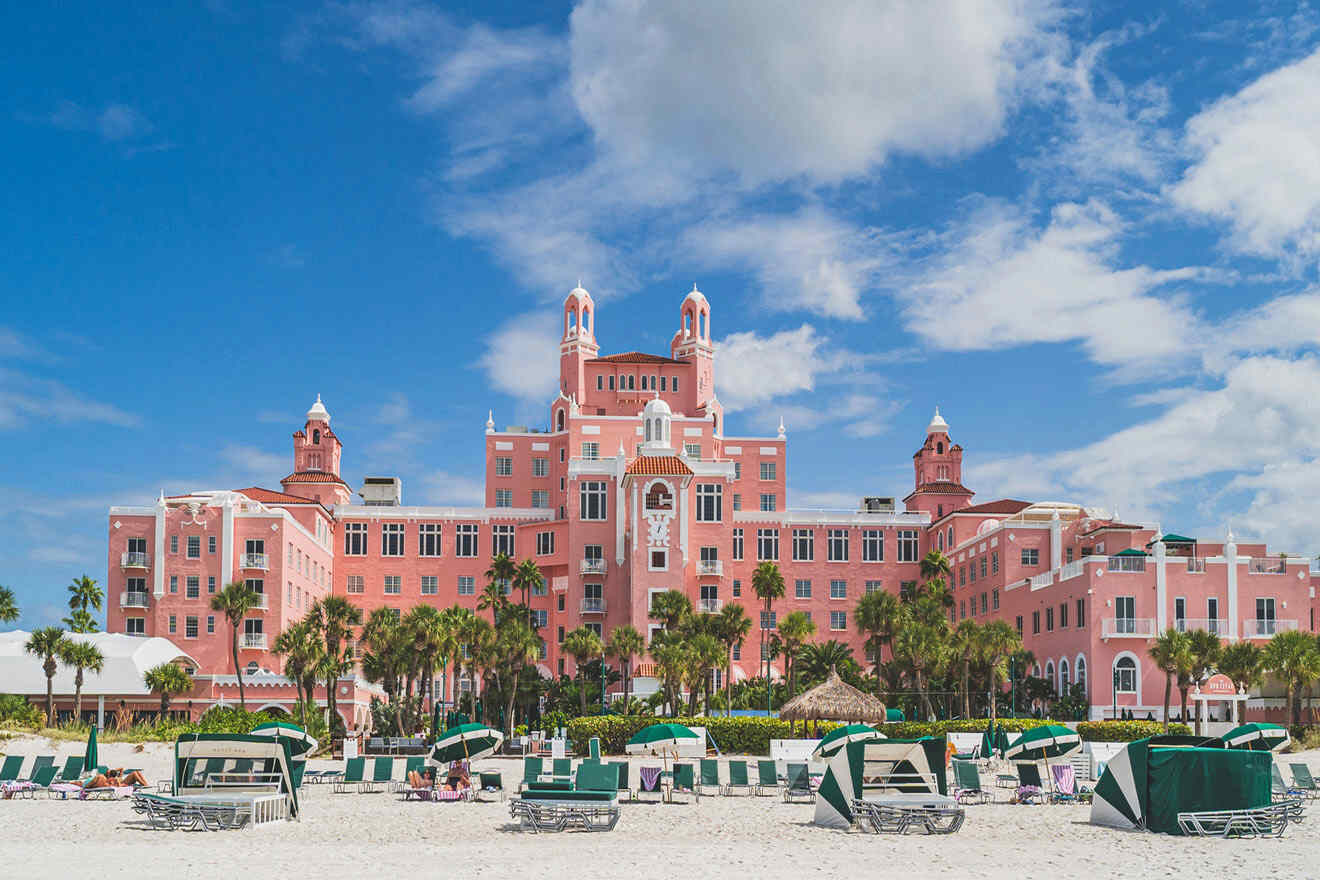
xmin=431 ymin=723 xmax=505 ymax=764
xmin=812 ymin=723 xmax=883 ymax=759
xmin=1091 ymin=740 xmax=1144 ymax=830
xmin=251 ymin=721 xmax=318 ymax=758
xmin=1222 ymin=722 xmax=1290 ymax=752
xmin=625 ymin=723 xmax=699 ymax=755
xmin=1004 ymin=725 xmax=1081 ymax=761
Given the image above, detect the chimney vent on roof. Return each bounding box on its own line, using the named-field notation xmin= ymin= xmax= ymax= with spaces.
xmin=861 ymin=496 xmax=896 ymax=513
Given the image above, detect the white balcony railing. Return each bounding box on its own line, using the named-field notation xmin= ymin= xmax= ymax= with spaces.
xmin=1175 ymin=618 xmax=1227 ymax=635
xmin=250 ymin=593 xmax=268 ymax=610
xmin=120 ymin=552 xmax=150 ymax=568
xmin=1107 ymin=556 xmax=1147 ymax=572
xmin=1242 ymin=619 xmax=1298 ymax=638
xmin=1185 ymin=558 xmax=1206 ymax=573
xmin=580 ymin=558 xmax=607 ymax=575
xmin=1057 ymin=560 xmax=1084 ymax=582
xmin=580 ymin=598 xmax=607 ymax=614
xmin=698 ymin=598 xmax=724 ymax=613
xmin=240 ymin=553 xmax=269 ymax=570
xmin=120 ymin=591 xmax=149 ymax=609
xmin=1101 ymin=617 xmax=1157 ymax=639
xmin=698 ymin=560 xmax=724 ymax=576
xmin=551 ymin=576 xmax=569 ymax=593
xmin=1248 ymin=558 xmax=1287 ymax=574
xmin=1029 ymin=571 xmax=1054 ymax=589
xmin=240 ymin=633 xmax=267 ymax=650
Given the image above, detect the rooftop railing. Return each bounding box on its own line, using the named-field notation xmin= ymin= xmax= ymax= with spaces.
xmin=1242 ymin=619 xmax=1297 ymax=638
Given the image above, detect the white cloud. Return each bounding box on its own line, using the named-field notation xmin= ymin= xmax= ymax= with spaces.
xmin=0 ymin=367 xmax=139 ymax=430
xmin=47 ymin=101 xmax=152 ymax=141
xmin=218 ymin=444 xmax=288 ymax=479
xmin=1171 ymin=47 xmax=1320 ymax=263
xmin=715 ymin=325 xmax=847 ymax=411
xmin=478 ymin=311 xmax=562 ymax=408
xmin=416 ymin=469 xmax=486 ymax=506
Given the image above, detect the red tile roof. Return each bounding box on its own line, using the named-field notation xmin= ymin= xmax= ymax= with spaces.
xmin=904 ymin=480 xmax=974 ymax=499
xmin=1080 ymin=520 xmax=1144 ymax=535
xmin=948 ymin=499 xmax=1032 ymax=517
xmin=236 ymin=486 xmax=320 ymax=505
xmin=625 ymin=455 xmax=693 ymax=476
xmin=281 ymin=471 xmax=348 ymax=485
xmin=590 ymin=351 xmax=686 ymax=365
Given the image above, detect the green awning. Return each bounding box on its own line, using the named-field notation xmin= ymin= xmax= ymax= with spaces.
xmin=1147 ymin=533 xmax=1195 ymax=546
xmin=1114 ymin=548 xmax=1148 ymax=556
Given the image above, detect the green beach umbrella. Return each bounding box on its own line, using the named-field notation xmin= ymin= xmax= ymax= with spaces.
xmin=84 ymin=724 xmax=98 ymax=773
xmin=1004 ymin=724 xmax=1081 ymax=761
xmin=812 ymin=723 xmax=883 ymax=759
xmin=430 ymin=722 xmax=505 ymax=764
xmin=980 ymin=725 xmax=994 ymax=759
xmin=251 ymin=721 xmax=318 ymax=758
xmin=995 ymin=724 xmax=1011 ymax=757
xmin=1222 ymin=722 xmax=1290 ymax=752
xmin=626 ymin=722 xmax=700 ymax=755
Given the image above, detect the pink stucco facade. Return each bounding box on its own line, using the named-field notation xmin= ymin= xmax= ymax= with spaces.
xmin=105 ymin=286 xmax=1317 ymax=723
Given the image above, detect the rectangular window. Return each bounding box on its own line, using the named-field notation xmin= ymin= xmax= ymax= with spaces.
xmin=585 ymin=622 xmax=602 ymax=638
xmin=207 ymin=615 xmax=215 ymax=634
xmin=981 ymin=592 xmax=988 ymax=614
xmin=170 ymin=535 xmax=178 ymax=554
xmin=684 ymin=443 xmax=702 ymax=459
xmin=864 ymin=580 xmax=882 ymax=594
xmin=1065 ymin=547 xmax=1074 ymax=563
xmin=732 ymin=528 xmax=744 ymax=561
xmin=1115 ymin=596 xmax=1135 ymax=632
xmin=1207 ymin=597 xmax=1219 ymax=633
xmin=1015 ymin=615 xmax=1023 ymax=635
xmin=830 ymin=610 xmax=846 ymax=631
xmin=185 ymin=616 xmax=198 ymax=639
xmin=979 ymin=557 xmax=987 ymax=579
xmin=968 ymin=562 xmax=976 ymax=583
xmin=1077 ymin=598 xmax=1085 ymax=628
xmin=345 ymin=523 xmax=367 ymax=555
xmin=581 ymin=442 xmax=600 ymax=461
xmin=792 ymin=528 xmax=814 ymax=562
xmin=756 ymin=528 xmax=779 ymax=561
xmin=992 ymin=588 xmax=999 ymax=610
xmin=760 ymin=461 xmax=776 ymax=481
xmin=672 ymin=378 xmax=679 ymax=392
xmin=495 ymin=456 xmax=512 ymax=476
xmin=536 ymin=531 xmax=555 ymax=555
xmin=533 ymin=610 xmax=548 ymax=628
xmin=1046 ymin=607 xmax=1054 ymax=631
xmin=732 ymin=493 xmax=741 ymax=511
xmin=1174 ymin=597 xmax=1186 ymax=628
xmin=186 ymin=576 xmax=199 ymax=599
xmin=897 ymin=530 xmax=919 ymax=562
xmin=960 ymin=567 xmax=966 ymax=587
xmin=734 ymin=462 xmax=741 ymax=480
xmin=732 ymin=644 xmax=741 ymax=661
xmin=495 ymin=489 xmax=513 ymax=508
xmin=1060 ymin=602 xmax=1069 ymax=628
xmin=650 ymin=549 xmax=667 ymax=570
xmin=597 ymin=375 xmax=603 ymax=391
xmin=608 ymin=375 xmax=615 ymax=391
xmin=418 ymin=523 xmax=442 ymax=557
xmin=759 ymin=493 xmax=777 ymax=512
xmin=795 ymin=579 xmax=812 ymax=599
xmin=695 ymin=483 xmax=722 ymax=522
xmin=168 ymin=615 xmax=176 ymax=634
xmin=186 ymin=535 xmax=200 ymax=558
xmin=457 ymin=576 xmax=475 ymax=596
xmin=207 ymin=576 xmax=215 ymax=594
xmin=732 ymin=578 xmax=741 ymax=597
xmin=991 ymin=551 xmax=999 ymax=574
xmin=532 ymin=457 xmax=548 ymax=477
xmin=579 ymin=481 xmax=608 ymax=521
xmin=421 ymin=576 xmax=437 ymax=595
xmin=830 ymin=579 xmax=847 ymax=600
xmin=346 ymin=575 xmax=364 ymax=594
xmin=862 ymin=529 xmax=884 ymax=562
xmin=208 ymin=535 xmax=216 ymax=554
xmin=381 ymin=523 xmax=404 ymax=556
xmin=169 ymin=575 xmax=177 ymax=594
xmin=1021 ymin=548 xmax=1039 ymax=566
xmin=1032 ymin=611 xmax=1040 ymax=634
xmin=492 ymin=524 xmax=515 ymax=558
xmin=760 ymin=611 xmax=777 ymax=630
xmin=127 ymin=617 xmax=145 ymax=635
xmin=827 ymin=529 xmax=849 ymax=562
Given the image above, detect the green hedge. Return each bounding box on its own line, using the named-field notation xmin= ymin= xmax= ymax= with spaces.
xmin=1075 ymin=720 xmax=1191 ymax=741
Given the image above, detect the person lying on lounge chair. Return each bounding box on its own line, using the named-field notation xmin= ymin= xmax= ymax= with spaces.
xmin=441 ymin=762 xmax=471 ymax=793
xmin=84 ymin=769 xmax=148 ymax=789
xmin=407 ymin=769 xmax=433 ymax=790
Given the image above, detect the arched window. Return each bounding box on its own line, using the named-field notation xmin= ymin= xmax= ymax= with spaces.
xmin=1115 ymin=656 xmax=1137 ymax=693
xmin=937 ymin=441 xmax=944 ymax=454
xmin=312 ymin=429 xmax=320 ymax=444
xmin=699 ymin=311 xmax=706 ymax=339
xmin=1044 ymin=661 xmax=1055 ymax=689
xmin=556 ymin=409 xmax=565 ymax=431
xmin=645 ymin=419 xmax=652 ymax=442
xmin=1059 ymin=658 xmax=1070 ymax=691
xmin=946 ymin=527 xmax=953 ymax=547
xmin=645 ymin=482 xmax=673 ymax=512
xmin=582 ymin=307 xmax=591 ymax=334
xmin=937 ymin=532 xmax=944 ymax=551
xmin=628 ymin=375 xmax=636 ymax=390
xmin=712 ymin=414 xmax=718 ymax=434
xmin=1075 ymin=655 xmax=1087 ymax=689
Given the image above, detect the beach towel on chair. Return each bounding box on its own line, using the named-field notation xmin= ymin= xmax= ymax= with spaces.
xmin=1051 ymin=764 xmax=1075 ymax=795
xmin=640 ymin=767 xmax=662 ymax=791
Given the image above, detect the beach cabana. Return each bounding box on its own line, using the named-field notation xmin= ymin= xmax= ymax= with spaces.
xmin=251 ymin=721 xmax=318 ymax=788
xmin=779 ymin=667 xmax=887 ymax=731
xmin=812 ymin=723 xmax=884 ymax=759
xmin=1090 ymin=736 xmax=1270 ymax=834
xmin=173 ymin=733 xmax=300 ymax=820
xmin=813 ymin=737 xmax=948 ymax=829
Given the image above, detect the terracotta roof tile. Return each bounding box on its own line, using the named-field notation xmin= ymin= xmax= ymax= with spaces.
xmin=236 ymin=486 xmax=320 ymax=505
xmin=590 ymin=351 xmax=686 ymax=365
xmin=625 ymin=455 xmax=693 ymax=476
xmin=281 ymin=471 xmax=349 ymax=485
xmin=950 ymin=499 xmax=1032 ymax=517
xmin=1081 ymin=520 xmax=1144 ymax=535
xmin=905 ymin=480 xmax=974 ymax=498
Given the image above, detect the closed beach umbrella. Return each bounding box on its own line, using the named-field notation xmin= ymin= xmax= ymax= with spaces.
xmin=251 ymin=721 xmax=318 ymax=758
xmin=995 ymin=725 xmax=1011 ymax=757
xmin=431 ymin=722 xmax=505 ymax=764
xmin=1004 ymin=725 xmax=1081 ymax=761
xmin=1222 ymin=722 xmax=1289 ymax=752
xmin=626 ymin=722 xmax=700 ymax=755
xmin=84 ymin=724 xmax=98 ymax=772
xmin=812 ymin=723 xmax=883 ymax=759
xmin=980 ymin=725 xmax=994 ymax=759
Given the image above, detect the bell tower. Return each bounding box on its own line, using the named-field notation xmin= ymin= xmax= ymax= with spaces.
xmin=282 ymin=394 xmax=352 ymax=506
xmin=670 ymin=285 xmax=715 ymax=410
xmin=904 ymin=407 xmax=973 ymax=518
xmin=559 ymin=284 xmax=598 ymax=407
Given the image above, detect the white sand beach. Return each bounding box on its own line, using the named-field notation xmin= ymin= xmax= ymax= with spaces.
xmin=2 ymin=734 xmax=1318 ymax=880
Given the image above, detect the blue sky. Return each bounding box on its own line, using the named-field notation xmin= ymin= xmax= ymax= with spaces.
xmin=6 ymin=1 xmax=1320 ymax=628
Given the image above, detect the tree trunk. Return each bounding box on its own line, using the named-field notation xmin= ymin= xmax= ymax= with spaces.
xmin=161 ymin=692 xmax=169 ymax=716
xmin=1162 ymin=674 xmax=1172 ymax=733
xmin=326 ymin=641 xmax=339 ymax=738
xmin=74 ymin=668 xmax=85 ymax=723
xmin=1178 ymin=687 xmax=1189 ymax=727
xmin=579 ymin=672 xmax=587 ymax=716
xmin=962 ymin=660 xmax=971 ymax=719
xmin=232 ymin=627 xmax=246 ymax=710
xmin=726 ymin=647 xmax=734 ymax=718
xmin=45 ymin=657 xmax=56 ymax=726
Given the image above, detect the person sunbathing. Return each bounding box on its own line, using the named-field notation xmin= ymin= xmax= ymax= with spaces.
xmin=441 ymin=762 xmax=471 ymax=793
xmin=84 ymin=768 xmax=148 ymax=788
xmin=407 ymin=769 xmax=433 ymax=790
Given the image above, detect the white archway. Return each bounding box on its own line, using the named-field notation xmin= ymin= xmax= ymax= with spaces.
xmin=1112 ymin=650 xmax=1143 ymax=710
xmin=1074 ymin=654 xmax=1087 ymax=691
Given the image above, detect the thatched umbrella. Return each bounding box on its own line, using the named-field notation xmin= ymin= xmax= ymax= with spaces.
xmin=778 ymin=667 xmax=886 ymax=733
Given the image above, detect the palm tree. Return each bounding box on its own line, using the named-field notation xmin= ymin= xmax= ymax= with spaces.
xmin=855 ymin=588 xmax=902 ymax=689
xmin=273 ymin=618 xmax=323 ymax=723
xmin=405 ymin=604 xmax=449 ymax=717
xmin=919 ymin=550 xmax=952 ymax=587
xmin=714 ymin=603 xmax=751 ymax=716
xmin=60 ymin=640 xmax=105 ymax=722
xmin=751 ymin=561 xmax=786 ymax=688
xmin=312 ymin=596 xmax=363 ymax=734
xmin=439 ymin=605 xmax=475 ymax=711
xmin=649 ymin=632 xmax=687 ymax=715
xmin=562 ymin=627 xmax=604 ymax=716
xmin=892 ymin=581 xmax=951 ymax=720
xmin=361 ymin=607 xmax=411 ymax=734
xmin=1149 ymin=629 xmax=1191 ymax=732
xmin=1218 ymin=640 xmax=1265 ymax=697
xmin=0 ymin=584 xmax=18 ymax=623
xmin=485 ymin=553 xmax=517 ymax=601
xmin=512 ymin=558 xmax=543 ymax=610
xmin=606 ymin=624 xmax=646 ymax=706
xmin=978 ymin=619 xmax=1020 ymax=727
xmin=950 ymin=620 xmax=981 ymax=719
xmin=210 ymin=580 xmax=258 ymax=710
xmin=684 ymin=632 xmax=724 ymax=715
xmin=1184 ymin=629 xmax=1222 ymax=733
xmin=796 ymin=640 xmax=859 ymax=684
xmin=1263 ymin=630 xmax=1320 ymax=726
xmin=64 ymin=574 xmax=103 ymax=633
xmin=25 ymin=627 xmax=71 ymax=725
xmin=648 ymin=589 xmax=692 ymax=631
xmin=143 ymin=662 xmax=193 ymax=716
xmin=776 ymin=610 xmax=816 ymax=698
xmin=496 ymin=618 xmax=542 ymax=732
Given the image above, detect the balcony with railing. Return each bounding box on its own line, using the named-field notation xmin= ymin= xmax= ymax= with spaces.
xmin=698 ymin=560 xmax=724 ymax=577
xmin=698 ymin=598 xmax=724 ymax=613
xmin=1057 ymin=560 xmax=1084 ymax=582
xmin=1185 ymin=557 xmax=1206 ymax=573
xmin=240 ymin=633 xmax=267 ymax=650
xmin=1248 ymin=557 xmax=1287 ymax=574
xmin=250 ymin=593 xmax=268 ymax=610
xmin=120 ymin=590 xmax=150 ymax=609
xmin=1101 ymin=617 xmax=1157 ymax=639
xmin=120 ymin=552 xmax=150 ymax=569
xmin=1107 ymin=555 xmax=1147 ymax=572
xmin=240 ymin=553 xmax=269 ymax=570
xmin=580 ymin=597 xmax=607 ymax=614
xmin=580 ymin=558 xmax=607 ymax=575
xmin=1175 ymin=618 xmax=1226 ymax=634
xmin=1029 ymin=571 xmax=1054 ymax=590
xmin=1242 ymin=619 xmax=1298 ymax=638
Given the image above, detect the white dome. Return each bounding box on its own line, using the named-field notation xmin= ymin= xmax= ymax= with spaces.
xmin=567 ymin=284 xmax=592 ymax=302
xmin=644 ymin=395 xmax=672 ymax=417
xmin=977 ymin=519 xmax=1000 ymax=536
xmin=927 ymin=406 xmax=948 ymax=435
xmin=683 ymin=283 xmax=708 ymax=305
xmin=307 ymin=394 xmax=330 ymax=424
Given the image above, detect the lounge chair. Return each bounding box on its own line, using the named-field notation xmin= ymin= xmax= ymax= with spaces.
xmin=1048 ymin=763 xmax=1089 ymax=804
xmin=476 ymin=771 xmax=505 ymax=802
xmin=588 ymin=737 xmax=601 ymax=760
xmin=951 ymin=761 xmax=991 ymax=805
xmin=0 ymin=755 xmax=23 ymax=784
xmin=669 ymin=763 xmax=699 ymax=804
xmin=519 ymin=757 xmax=544 ymax=792
xmin=333 ymin=756 xmax=366 ymax=794
xmin=1269 ymin=765 xmax=1305 ymax=821
xmin=23 ymin=766 xmax=60 ymax=799
xmin=608 ymin=761 xmax=629 ymax=800
xmin=697 ymin=759 xmax=721 ymax=796
xmin=754 ymin=759 xmax=779 ymax=796
xmin=361 ymin=756 xmax=394 ymax=793
xmin=1290 ymin=764 xmax=1320 ymax=801
xmin=635 ymin=766 xmax=665 ymax=802
xmin=392 ymin=756 xmax=426 ymax=793
xmin=25 ymin=756 xmax=55 ymax=781
xmin=781 ymin=762 xmax=812 ymax=803
xmin=1014 ymin=763 xmax=1046 ymax=805
xmin=54 ymin=756 xmax=84 ymax=784
xmin=1178 ymin=803 xmax=1290 ymax=838
xmin=509 ymin=761 xmax=620 ymax=832
xmin=852 ymin=795 xmax=965 ymax=834
xmin=724 ymin=760 xmax=752 ymax=796
xmin=550 ymin=758 xmax=573 ymax=784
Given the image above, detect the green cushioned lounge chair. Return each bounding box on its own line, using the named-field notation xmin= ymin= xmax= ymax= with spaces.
xmin=697 ymin=759 xmax=721 ymax=796
xmin=551 ymin=758 xmax=572 ymax=783
xmin=952 ymin=760 xmax=991 ymax=804
xmin=724 ymin=760 xmax=752 ymax=796
xmin=1290 ymin=764 xmax=1320 ymax=801
xmin=781 ymin=762 xmax=812 ymax=803
xmin=333 ymin=756 xmax=365 ymax=794
xmin=0 ymin=755 xmax=23 ymax=783
xmin=361 ymin=756 xmax=393 ymax=793
xmin=669 ymin=762 xmax=699 ymax=804
xmin=393 ymin=756 xmax=426 ymax=793
xmin=754 ymin=759 xmax=778 ymax=796
xmin=476 ymin=771 xmax=505 ymax=802
xmin=55 ymin=756 xmax=84 ymax=783
xmin=509 ymin=761 xmax=620 ymax=832
xmin=23 ymin=765 xmax=59 ymax=799
xmin=609 ymin=761 xmax=629 ymax=799
xmin=520 ymin=756 xmax=543 ymax=792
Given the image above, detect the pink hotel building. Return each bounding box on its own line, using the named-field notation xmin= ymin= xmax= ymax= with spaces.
xmin=106 ymin=287 xmax=1317 ymax=726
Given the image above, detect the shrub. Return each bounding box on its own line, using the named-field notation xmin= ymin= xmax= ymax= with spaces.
xmin=1075 ymin=720 xmax=1191 ymax=742
xmin=0 ymin=695 xmax=43 ymax=727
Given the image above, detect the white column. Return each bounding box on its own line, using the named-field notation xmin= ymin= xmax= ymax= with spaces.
xmin=1224 ymin=529 xmax=1238 ymax=641
xmin=97 ymin=695 xmax=105 ymax=730
xmin=153 ymin=493 xmax=166 ymax=597
xmin=1049 ymin=510 xmax=1062 ymax=571
xmin=631 ymin=483 xmax=639 ymax=553
xmin=615 ymin=453 xmax=626 ymax=566
xmin=221 ymin=495 xmax=235 ymax=587
xmin=1153 ymin=539 xmax=1167 ymax=632
xmin=678 ymin=480 xmax=689 ymax=566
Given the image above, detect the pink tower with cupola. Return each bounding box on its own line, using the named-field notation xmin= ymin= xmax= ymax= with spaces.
xmin=281 ymin=394 xmax=352 ymax=506
xmin=904 ymin=407 xmax=973 ymax=520
xmin=559 ymin=285 xmax=599 ymax=408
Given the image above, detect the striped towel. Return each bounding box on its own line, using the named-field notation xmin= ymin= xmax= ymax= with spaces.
xmin=50 ymin=783 xmax=82 ymax=799
xmin=639 ymin=767 xmax=662 ymax=791
xmin=432 ymin=788 xmax=462 ymax=801
xmin=2 ymin=781 xmax=34 ymax=798
xmin=1051 ymin=763 xmax=1076 ymax=795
